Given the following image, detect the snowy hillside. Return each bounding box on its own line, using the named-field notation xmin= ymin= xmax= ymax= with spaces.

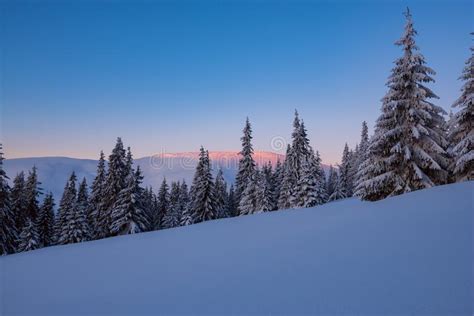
xmin=1 ymin=182 xmax=472 ymax=315
xmin=3 ymin=151 xmax=296 ymax=201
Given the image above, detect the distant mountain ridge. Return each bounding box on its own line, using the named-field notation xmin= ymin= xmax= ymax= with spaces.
xmin=4 ymin=151 xmax=329 ymax=203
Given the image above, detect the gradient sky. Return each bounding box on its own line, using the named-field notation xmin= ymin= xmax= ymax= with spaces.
xmin=1 ymin=0 xmax=472 ymax=164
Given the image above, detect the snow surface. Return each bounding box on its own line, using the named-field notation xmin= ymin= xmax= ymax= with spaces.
xmin=1 ymin=182 xmax=473 ymax=315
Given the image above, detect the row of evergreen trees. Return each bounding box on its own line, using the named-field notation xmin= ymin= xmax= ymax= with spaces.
xmin=0 ymin=109 xmax=336 ymax=255
xmin=354 ymin=9 xmax=472 ymax=201
xmin=234 ymin=114 xmax=328 ymax=215
xmin=0 ymin=9 xmax=472 ymax=255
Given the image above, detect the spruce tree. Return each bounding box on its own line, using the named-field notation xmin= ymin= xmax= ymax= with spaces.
xmin=354 ymin=122 xmax=370 ymax=190
xmin=214 ymin=169 xmax=228 ymax=218
xmin=134 ymin=166 xmax=150 ymax=230
xmin=110 ymin=170 xmax=149 ymax=235
xmin=326 ymin=166 xmax=337 ymax=197
xmin=77 ymin=178 xmax=89 ymax=217
xmin=225 ymin=184 xmax=237 ymax=217
xmin=161 ymin=181 xmax=181 ymax=229
xmin=235 ymin=118 xmax=256 ymax=207
xmin=278 ymin=145 xmax=293 ymax=210
xmin=98 ymin=138 xmax=127 ymax=238
xmin=189 ymin=147 xmax=217 ymax=223
xmin=311 ymin=150 xmax=328 ymax=205
xmin=37 ymin=192 xmax=55 ymax=248
xmin=239 ymin=170 xmax=258 ymax=215
xmin=54 ymin=177 xmax=74 ymax=242
xmin=143 ymin=186 xmax=156 ymax=231
xmin=24 ymin=166 xmax=42 ymax=222
xmin=339 ymin=144 xmax=354 ymax=197
xmin=279 ymin=113 xmax=319 ymax=209
xmin=0 ymin=145 xmax=17 ymax=255
xmin=155 ymin=178 xmax=170 ymax=229
xmin=11 ymin=171 xmax=27 ymax=236
xmin=450 ymin=33 xmax=473 ymax=181
xmin=284 ymin=113 xmax=304 ymax=208
xmin=256 ymin=163 xmax=276 ymax=212
xmin=125 ymin=147 xmax=133 ymax=176
xmin=296 ymin=158 xmax=319 ymax=208
xmin=178 ymin=181 xmax=190 ymax=221
xmin=358 ymin=122 xmax=370 ymax=164
xmin=17 ymin=218 xmax=40 ymax=253
xmin=88 ymin=151 xmax=107 ymax=239
xmin=180 ymin=200 xmax=194 ymax=226
xmin=56 ymin=172 xmax=77 ymax=244
xmin=272 ymin=159 xmax=284 ymax=206
xmin=58 ymin=175 xmax=90 ymax=245
xmin=357 ymin=9 xmax=449 ymax=201
xmin=328 ymin=175 xmax=346 ymax=202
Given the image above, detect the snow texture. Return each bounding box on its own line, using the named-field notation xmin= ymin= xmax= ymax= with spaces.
xmin=1 ymin=182 xmax=472 ymax=315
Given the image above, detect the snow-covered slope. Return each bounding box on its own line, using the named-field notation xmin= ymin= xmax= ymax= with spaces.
xmin=1 ymin=182 xmax=472 ymax=315
xmin=3 ymin=152 xmax=290 ymax=202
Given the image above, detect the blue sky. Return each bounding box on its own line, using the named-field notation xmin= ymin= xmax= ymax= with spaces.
xmin=1 ymin=0 xmax=472 ymax=164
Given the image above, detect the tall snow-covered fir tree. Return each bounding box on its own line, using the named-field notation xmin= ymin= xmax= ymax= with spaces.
xmin=55 ymin=172 xmax=78 ymax=244
xmin=354 ymin=121 xmax=370 ymax=190
xmin=155 ymin=178 xmax=170 ymax=229
xmin=256 ymin=163 xmax=276 ymax=212
xmin=37 ymin=192 xmax=55 ymax=248
xmin=134 ymin=166 xmax=151 ymax=230
xmin=239 ymin=170 xmax=259 ymax=215
xmin=17 ymin=218 xmax=40 ymax=253
xmin=278 ymin=113 xmax=322 ymax=209
xmin=225 ymin=184 xmax=237 ymax=217
xmin=142 ymin=186 xmax=155 ymax=230
xmin=338 ymin=143 xmax=354 ymax=197
xmin=326 ymin=166 xmax=337 ymax=198
xmin=179 ymin=199 xmax=194 ymax=227
xmin=58 ymin=176 xmax=90 ymax=244
xmin=178 ymin=181 xmax=189 ymax=220
xmin=277 ymin=145 xmax=293 ymax=210
xmin=214 ymin=169 xmax=228 ymax=218
xmin=290 ymin=119 xmax=315 ymax=207
xmin=356 ymin=9 xmax=449 ymax=201
xmin=296 ymin=157 xmax=320 ymax=208
xmin=308 ymin=149 xmax=328 ymax=206
xmin=295 ymin=148 xmax=328 ymax=208
xmin=0 ymin=145 xmax=17 ymax=255
xmin=77 ymin=178 xmax=90 ymax=222
xmin=161 ymin=181 xmax=181 ymax=229
xmin=24 ymin=166 xmax=42 ymax=222
xmin=141 ymin=187 xmax=158 ymax=230
xmin=88 ymin=151 xmax=107 ymax=239
xmin=272 ymin=159 xmax=284 ymax=206
xmin=235 ymin=118 xmax=256 ymax=208
xmin=125 ymin=146 xmax=133 ymax=176
xmin=98 ymin=138 xmax=127 ymax=238
xmin=189 ymin=147 xmax=217 ymax=223
xmin=358 ymin=121 xmax=370 ymax=164
xmin=110 ymin=169 xmax=149 ymax=235
xmin=54 ymin=176 xmax=73 ymax=242
xmin=10 ymin=171 xmax=27 ymax=236
xmin=328 ymin=175 xmax=347 ymax=202
xmin=450 ymin=33 xmax=473 ymax=181
xmin=283 ymin=112 xmax=306 ymax=208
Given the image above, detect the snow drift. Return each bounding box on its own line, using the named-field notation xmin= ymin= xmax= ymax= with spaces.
xmin=1 ymin=182 xmax=472 ymax=315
